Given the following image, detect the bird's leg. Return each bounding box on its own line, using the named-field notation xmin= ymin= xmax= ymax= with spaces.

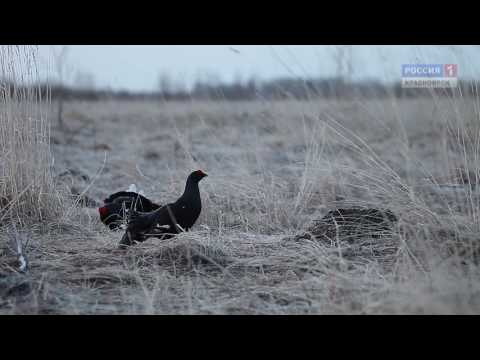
xmin=118 ymin=230 xmax=134 ymax=250
xmin=165 ymin=205 xmax=185 ymax=233
xmin=175 ymin=223 xmax=186 ymax=233
xmin=149 ymin=227 xmax=175 ymax=240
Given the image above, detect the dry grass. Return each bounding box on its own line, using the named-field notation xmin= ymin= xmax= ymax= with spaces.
xmin=2 ymin=48 xmax=480 ymax=314
xmin=0 ymin=46 xmax=67 ymax=296
xmin=0 ymin=46 xmax=63 ymax=225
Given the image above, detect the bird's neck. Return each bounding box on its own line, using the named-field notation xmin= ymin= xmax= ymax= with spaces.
xmin=180 ymin=178 xmax=200 ymax=201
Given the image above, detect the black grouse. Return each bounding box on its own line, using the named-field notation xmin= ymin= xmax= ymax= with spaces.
xmin=119 ymin=170 xmax=208 ymax=249
xmin=98 ymin=191 xmax=161 ymax=230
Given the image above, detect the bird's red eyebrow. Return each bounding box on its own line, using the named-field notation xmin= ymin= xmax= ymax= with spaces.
xmin=98 ymin=206 xmax=108 ymax=216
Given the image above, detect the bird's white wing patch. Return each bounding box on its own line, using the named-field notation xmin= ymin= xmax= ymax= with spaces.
xmin=127 ymin=184 xmax=137 ymax=193
xmin=126 ymin=184 xmax=146 ymax=196
xmin=156 ymin=225 xmax=170 ymax=230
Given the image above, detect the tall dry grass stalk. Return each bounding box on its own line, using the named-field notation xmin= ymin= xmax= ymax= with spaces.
xmin=0 ymin=45 xmax=61 ymax=226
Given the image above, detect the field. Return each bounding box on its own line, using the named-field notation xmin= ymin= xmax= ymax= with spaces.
xmin=2 ymin=92 xmax=480 ymax=314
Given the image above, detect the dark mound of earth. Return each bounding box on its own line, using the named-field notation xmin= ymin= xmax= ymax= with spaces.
xmin=297 ymin=208 xmax=398 ymax=243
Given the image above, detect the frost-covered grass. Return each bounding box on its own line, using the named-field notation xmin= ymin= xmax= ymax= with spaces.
xmin=2 ymin=94 xmax=480 ymax=314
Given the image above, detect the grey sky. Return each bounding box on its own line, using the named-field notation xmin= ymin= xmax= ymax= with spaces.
xmin=37 ymin=45 xmax=480 ymax=91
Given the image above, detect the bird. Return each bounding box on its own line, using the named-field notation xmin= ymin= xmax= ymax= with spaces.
xmin=98 ymin=190 xmax=161 ymax=230
xmin=119 ymin=170 xmax=208 ymax=249
xmin=297 ymin=207 xmax=398 ymax=242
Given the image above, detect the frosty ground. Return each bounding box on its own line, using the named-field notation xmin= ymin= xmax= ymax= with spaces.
xmin=2 ymin=98 xmax=480 ymax=314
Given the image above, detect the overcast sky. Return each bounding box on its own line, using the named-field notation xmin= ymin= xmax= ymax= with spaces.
xmin=37 ymin=45 xmax=480 ymax=91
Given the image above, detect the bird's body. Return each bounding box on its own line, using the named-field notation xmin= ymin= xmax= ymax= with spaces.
xmin=98 ymin=190 xmax=161 ymax=230
xmin=119 ymin=170 xmax=207 ymax=249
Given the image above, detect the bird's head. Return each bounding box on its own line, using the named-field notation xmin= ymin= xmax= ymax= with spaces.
xmin=98 ymin=205 xmax=108 ymax=219
xmin=189 ymin=169 xmax=208 ymax=183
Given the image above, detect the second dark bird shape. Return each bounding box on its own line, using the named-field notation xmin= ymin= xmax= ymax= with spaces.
xmin=119 ymin=170 xmax=208 ymax=249
xmin=98 ymin=191 xmax=161 ymax=230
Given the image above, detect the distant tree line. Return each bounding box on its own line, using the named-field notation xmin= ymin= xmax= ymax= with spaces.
xmin=1 ymin=77 xmax=479 ymax=102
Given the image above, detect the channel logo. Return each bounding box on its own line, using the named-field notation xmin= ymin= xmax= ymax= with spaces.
xmin=401 ymin=64 xmax=458 ymax=88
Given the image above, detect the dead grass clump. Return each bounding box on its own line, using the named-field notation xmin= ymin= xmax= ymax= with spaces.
xmin=297 ymin=208 xmax=398 ymax=242
xmin=0 ymin=45 xmax=64 ymax=226
xmin=123 ymin=232 xmax=232 ymax=274
xmin=0 ymin=273 xmax=33 ymax=311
